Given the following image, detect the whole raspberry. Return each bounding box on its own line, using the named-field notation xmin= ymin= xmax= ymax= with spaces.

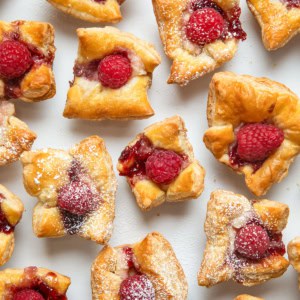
xmin=0 ymin=40 xmax=33 ymax=79
xmin=237 ymin=123 xmax=284 ymax=162
xmin=145 ymin=150 xmax=183 ymax=185
xmin=13 ymin=289 xmax=44 ymax=300
xmin=58 ymin=181 xmax=99 ymax=215
xmin=98 ymin=54 xmax=132 ymax=89
xmin=186 ymin=8 xmax=225 ymax=45
xmin=235 ymin=224 xmax=270 ymax=260
xmin=119 ymin=275 xmax=155 ymax=300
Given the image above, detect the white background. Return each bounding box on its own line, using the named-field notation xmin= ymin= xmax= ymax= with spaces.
xmin=1 ymin=0 xmax=300 ymax=299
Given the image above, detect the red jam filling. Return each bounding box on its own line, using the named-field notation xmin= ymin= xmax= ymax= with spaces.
xmin=0 ymin=193 xmax=14 ymax=234
xmin=282 ymin=0 xmax=300 ymax=8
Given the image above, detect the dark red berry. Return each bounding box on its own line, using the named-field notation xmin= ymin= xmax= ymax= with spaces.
xmin=145 ymin=150 xmax=183 ymax=185
xmin=13 ymin=289 xmax=44 ymax=300
xmin=123 ymin=246 xmax=134 ymax=268
xmin=119 ymin=275 xmax=155 ymax=300
xmin=284 ymin=0 xmax=300 ymax=8
xmin=186 ymin=8 xmax=225 ymax=45
xmin=235 ymin=224 xmax=270 ymax=260
xmin=98 ymin=54 xmax=132 ymax=89
xmin=0 ymin=40 xmax=33 ymax=79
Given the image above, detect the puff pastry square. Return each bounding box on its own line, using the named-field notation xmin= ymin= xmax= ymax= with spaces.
xmin=247 ymin=0 xmax=300 ymax=51
xmin=0 ymin=20 xmax=56 ymax=102
xmin=47 ymin=0 xmax=125 ymax=23
xmin=152 ymin=0 xmax=246 ymax=86
xmin=198 ymin=190 xmax=290 ymax=287
xmin=63 ymin=27 xmax=161 ymax=121
xmin=0 ymin=101 xmax=36 ymax=166
xmin=91 ymin=232 xmax=188 ymax=300
xmin=0 ymin=266 xmax=70 ymax=298
xmin=0 ymin=185 xmax=24 ymax=267
xmin=21 ymin=136 xmax=116 ymax=244
xmin=117 ymin=115 xmax=205 ymax=211
xmin=203 ymin=71 xmax=300 ymax=196
xmin=288 ymin=237 xmax=300 ymax=289
xmin=235 ymin=296 xmax=263 ymax=300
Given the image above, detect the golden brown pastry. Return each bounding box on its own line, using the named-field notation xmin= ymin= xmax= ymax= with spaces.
xmin=21 ymin=136 xmax=116 ymax=244
xmin=235 ymin=296 xmax=264 ymax=300
xmin=0 ymin=266 xmax=70 ymax=298
xmin=247 ymin=0 xmax=300 ymax=51
xmin=288 ymin=237 xmax=300 ymax=289
xmin=91 ymin=232 xmax=188 ymax=300
xmin=203 ymin=71 xmax=300 ymax=196
xmin=152 ymin=0 xmax=246 ymax=86
xmin=0 ymin=185 xmax=24 ymax=267
xmin=198 ymin=190 xmax=290 ymax=287
xmin=0 ymin=101 xmax=36 ymax=166
xmin=0 ymin=20 xmax=56 ymax=102
xmin=47 ymin=0 xmax=125 ymax=23
xmin=63 ymin=26 xmax=161 ymax=121
xmin=117 ymin=115 xmax=205 ymax=211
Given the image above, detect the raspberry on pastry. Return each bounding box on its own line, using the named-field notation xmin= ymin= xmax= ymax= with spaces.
xmin=235 ymin=296 xmax=264 ymax=300
xmin=203 ymin=72 xmax=300 ymax=196
xmin=0 ymin=101 xmax=36 ymax=166
xmin=0 ymin=20 xmax=56 ymax=102
xmin=247 ymin=0 xmax=300 ymax=50
xmin=91 ymin=232 xmax=188 ymax=299
xmin=152 ymin=0 xmax=246 ymax=86
xmin=198 ymin=190 xmax=290 ymax=287
xmin=63 ymin=26 xmax=161 ymax=121
xmin=47 ymin=0 xmax=125 ymax=23
xmin=0 ymin=266 xmax=70 ymax=299
xmin=0 ymin=185 xmax=24 ymax=267
xmin=117 ymin=115 xmax=205 ymax=211
xmin=20 ymin=136 xmax=116 ymax=244
xmin=288 ymin=237 xmax=300 ymax=289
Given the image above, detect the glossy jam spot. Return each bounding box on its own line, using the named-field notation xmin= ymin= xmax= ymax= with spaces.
xmin=123 ymin=247 xmax=134 ymax=268
xmin=282 ymin=0 xmax=300 ymax=8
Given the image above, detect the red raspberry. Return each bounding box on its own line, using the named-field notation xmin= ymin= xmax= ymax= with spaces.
xmin=186 ymin=8 xmax=225 ymax=45
xmin=13 ymin=289 xmax=44 ymax=300
xmin=237 ymin=123 xmax=284 ymax=162
xmin=0 ymin=40 xmax=33 ymax=79
xmin=98 ymin=54 xmax=132 ymax=89
xmin=58 ymin=181 xmax=99 ymax=215
xmin=119 ymin=275 xmax=155 ymax=300
xmin=145 ymin=150 xmax=183 ymax=185
xmin=235 ymin=224 xmax=270 ymax=260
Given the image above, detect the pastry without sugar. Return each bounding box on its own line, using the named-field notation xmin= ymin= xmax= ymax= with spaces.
xmin=288 ymin=237 xmax=300 ymax=289
xmin=235 ymin=296 xmax=264 ymax=300
xmin=198 ymin=190 xmax=290 ymax=287
xmin=117 ymin=115 xmax=205 ymax=211
xmin=91 ymin=232 xmax=188 ymax=299
xmin=21 ymin=136 xmax=116 ymax=244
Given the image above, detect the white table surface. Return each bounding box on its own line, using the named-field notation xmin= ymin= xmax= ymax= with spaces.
xmin=1 ymin=0 xmax=300 ymax=299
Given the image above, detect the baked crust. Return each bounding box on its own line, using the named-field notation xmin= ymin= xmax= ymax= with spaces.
xmin=21 ymin=136 xmax=117 ymax=244
xmin=288 ymin=237 xmax=300 ymax=289
xmin=203 ymin=71 xmax=300 ymax=196
xmin=198 ymin=190 xmax=290 ymax=287
xmin=152 ymin=0 xmax=241 ymax=86
xmin=63 ymin=26 xmax=161 ymax=121
xmin=0 ymin=102 xmax=36 ymax=166
xmin=0 ymin=20 xmax=56 ymax=102
xmin=247 ymin=0 xmax=300 ymax=51
xmin=235 ymin=296 xmax=263 ymax=300
xmin=91 ymin=232 xmax=188 ymax=299
xmin=117 ymin=115 xmax=205 ymax=211
xmin=0 ymin=267 xmax=70 ymax=297
xmin=47 ymin=0 xmax=124 ymax=23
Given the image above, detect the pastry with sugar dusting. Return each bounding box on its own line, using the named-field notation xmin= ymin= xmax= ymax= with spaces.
xmin=20 ymin=136 xmax=116 ymax=244
xmin=91 ymin=232 xmax=188 ymax=299
xmin=288 ymin=237 xmax=300 ymax=290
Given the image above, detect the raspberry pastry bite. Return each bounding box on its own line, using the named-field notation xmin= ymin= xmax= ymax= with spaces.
xmin=235 ymin=296 xmax=263 ymax=300
xmin=0 ymin=185 xmax=24 ymax=266
xmin=91 ymin=232 xmax=188 ymax=299
xmin=117 ymin=116 xmax=205 ymax=211
xmin=198 ymin=190 xmax=290 ymax=287
xmin=288 ymin=237 xmax=300 ymax=289
xmin=247 ymin=0 xmax=300 ymax=51
xmin=0 ymin=20 xmax=56 ymax=102
xmin=0 ymin=101 xmax=36 ymax=166
xmin=0 ymin=266 xmax=70 ymax=299
xmin=63 ymin=27 xmax=161 ymax=121
xmin=203 ymin=72 xmax=300 ymax=196
xmin=152 ymin=0 xmax=246 ymax=86
xmin=21 ymin=136 xmax=116 ymax=244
